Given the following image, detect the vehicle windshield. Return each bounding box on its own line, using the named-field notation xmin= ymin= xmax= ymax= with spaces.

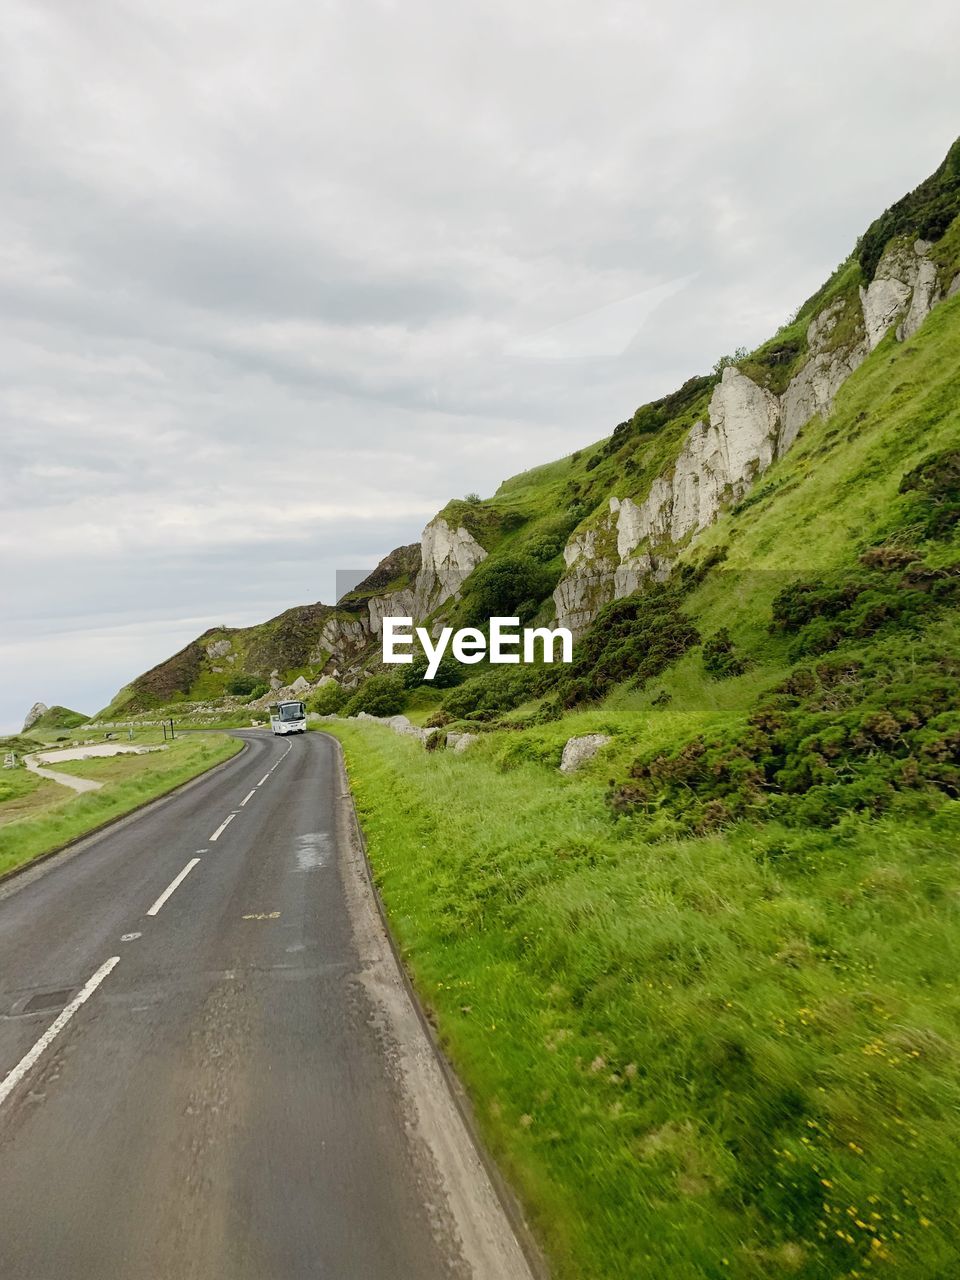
xmin=279 ymin=702 xmax=305 ymax=720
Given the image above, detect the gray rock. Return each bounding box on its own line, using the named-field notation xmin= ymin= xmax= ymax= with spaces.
xmin=860 ymin=238 xmax=939 ymax=350
xmin=22 ymin=702 xmax=48 ymax=731
xmin=205 ymin=639 xmax=232 ymax=660
xmin=289 ymin=676 xmax=311 ymax=693
xmin=446 ymin=732 xmax=479 ymax=753
xmin=779 ymin=298 xmax=868 ymax=452
xmin=560 ymin=734 xmax=611 ymax=773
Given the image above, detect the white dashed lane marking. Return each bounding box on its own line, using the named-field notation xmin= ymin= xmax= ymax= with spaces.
xmin=146 ymin=858 xmax=201 ymax=916
xmin=209 ymin=813 xmax=236 ymax=843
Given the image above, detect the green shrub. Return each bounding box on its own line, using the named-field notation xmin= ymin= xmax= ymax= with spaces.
xmin=343 ymin=676 xmax=406 ymax=718
xmin=464 ymin=554 xmax=558 ymax=624
xmin=770 ymin=558 xmax=959 ymax=659
xmin=443 ymin=667 xmax=537 ymax=720
xmin=553 ymin=586 xmax=700 ymax=708
xmin=898 ymin=448 xmax=960 ymax=539
xmin=612 ymin=637 xmax=960 ymax=831
xmin=400 ymin=652 xmax=463 ymax=689
xmin=307 ymin=682 xmax=347 ymax=715
xmin=226 ymin=674 xmax=261 ymax=696
xmin=702 ymin=628 xmax=747 ymax=678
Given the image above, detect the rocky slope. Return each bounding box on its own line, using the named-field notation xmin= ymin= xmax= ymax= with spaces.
xmin=104 ymin=138 xmax=960 ymax=713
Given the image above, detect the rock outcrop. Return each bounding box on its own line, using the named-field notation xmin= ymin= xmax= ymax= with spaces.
xmin=366 ymin=516 xmax=487 ymax=633
xmin=553 ymin=522 xmax=619 ymax=637
xmin=778 ymin=297 xmax=868 ymax=453
xmin=319 ymin=615 xmax=368 ymax=662
xmin=555 ymin=234 xmax=951 ymax=634
xmin=560 ymin=734 xmax=612 ymax=773
xmin=22 ymin=702 xmax=49 ymax=732
xmin=860 ymin=238 xmax=940 ymax=349
xmin=413 ymin=518 xmax=487 ymax=617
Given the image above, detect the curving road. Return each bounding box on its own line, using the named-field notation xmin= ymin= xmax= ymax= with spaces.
xmin=0 ymin=730 xmax=533 ymax=1280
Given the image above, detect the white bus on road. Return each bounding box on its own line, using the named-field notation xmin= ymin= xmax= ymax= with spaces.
xmin=270 ymin=701 xmax=307 ymax=735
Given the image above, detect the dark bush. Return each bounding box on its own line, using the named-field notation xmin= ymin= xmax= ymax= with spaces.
xmin=400 ymin=653 xmax=463 ymax=689
xmin=770 ymin=557 xmax=959 ymax=659
xmin=553 ymin=587 xmax=699 ymax=708
xmin=226 ymin=674 xmax=261 ymax=696
xmin=611 ymin=637 xmax=960 ymax=832
xmin=702 ymin=628 xmax=747 ymax=679
xmin=307 ymin=683 xmax=347 ymax=715
xmin=342 ymin=676 xmax=406 ymax=718
xmin=443 ymin=667 xmax=536 ymax=721
xmin=898 ymin=449 xmax=960 ymax=539
xmin=465 ymin=554 xmax=558 ymax=624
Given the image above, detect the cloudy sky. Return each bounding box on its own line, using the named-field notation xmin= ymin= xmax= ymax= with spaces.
xmin=2 ymin=0 xmax=958 ymax=731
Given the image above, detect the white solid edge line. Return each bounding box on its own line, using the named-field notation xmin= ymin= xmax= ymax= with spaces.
xmin=146 ymin=857 xmax=201 ymax=916
xmin=209 ymin=813 xmax=237 ymax=843
xmin=0 ymin=956 xmax=121 ymax=1109
xmin=240 ymin=789 xmax=256 ymax=807
xmin=256 ymin=774 xmax=270 ymax=787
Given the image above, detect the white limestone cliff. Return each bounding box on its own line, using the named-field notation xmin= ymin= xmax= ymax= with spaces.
xmin=367 ymin=517 xmax=487 ymax=633
xmin=554 ymin=234 xmax=953 ymax=634
xmin=861 ymin=239 xmax=941 ymax=349
xmin=779 ymin=298 xmax=868 ymax=453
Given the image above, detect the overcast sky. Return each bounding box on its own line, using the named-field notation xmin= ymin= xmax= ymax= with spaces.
xmin=2 ymin=0 xmax=958 ymax=731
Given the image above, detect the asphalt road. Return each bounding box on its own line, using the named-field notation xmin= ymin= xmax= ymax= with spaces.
xmin=0 ymin=730 xmax=532 ymax=1280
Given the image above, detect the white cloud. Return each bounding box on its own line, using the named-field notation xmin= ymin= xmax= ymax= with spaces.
xmin=1 ymin=0 xmax=958 ymax=729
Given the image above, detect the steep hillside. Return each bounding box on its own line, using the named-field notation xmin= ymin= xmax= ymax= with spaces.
xmin=328 ymin=256 xmax=960 ymax=1280
xmin=100 ymin=600 xmax=367 ymax=716
xmin=104 ymin=139 xmax=960 ymax=723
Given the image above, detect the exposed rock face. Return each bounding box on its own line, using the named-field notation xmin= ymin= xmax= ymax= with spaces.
xmin=365 ymin=518 xmax=487 ymax=634
xmin=412 ymin=518 xmax=487 ymax=617
xmin=948 ymin=272 xmax=960 ymax=300
xmin=22 ymin=702 xmax=48 ymax=731
xmin=779 ymin=299 xmax=868 ymax=453
xmin=319 ymin=615 xmax=368 ymax=660
xmin=289 ymin=676 xmax=311 ymax=694
xmin=560 ymin=734 xmax=611 ymax=773
xmin=554 ymin=234 xmax=952 ymax=635
xmin=446 ymin=731 xmax=479 ymax=753
xmin=368 ymin=588 xmax=416 ymax=635
xmin=205 ymin=639 xmax=232 ymax=660
xmin=898 ymin=252 xmax=941 ymax=341
xmin=860 ymin=239 xmax=939 ymax=349
xmin=553 ymin=525 xmax=618 ymax=637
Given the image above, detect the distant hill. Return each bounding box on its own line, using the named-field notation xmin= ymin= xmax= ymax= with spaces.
xmin=24 ymin=704 xmax=89 ymax=734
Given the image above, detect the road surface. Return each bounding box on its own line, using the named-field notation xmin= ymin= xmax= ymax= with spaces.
xmin=0 ymin=730 xmax=533 ymax=1280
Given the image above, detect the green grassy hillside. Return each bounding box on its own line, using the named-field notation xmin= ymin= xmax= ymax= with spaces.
xmin=324 ymin=282 xmax=960 ymax=1279
xmin=28 ymin=705 xmax=89 ymax=734
xmin=99 ymin=601 xmax=342 ymax=716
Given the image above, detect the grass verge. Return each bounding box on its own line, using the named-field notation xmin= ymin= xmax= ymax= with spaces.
xmin=0 ymin=733 xmax=242 ymax=879
xmin=327 ymin=719 xmax=960 ymax=1280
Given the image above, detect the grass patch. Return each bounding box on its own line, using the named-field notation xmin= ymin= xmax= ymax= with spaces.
xmin=328 ymin=720 xmax=960 ymax=1279
xmin=0 ymin=733 xmax=242 ymax=878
